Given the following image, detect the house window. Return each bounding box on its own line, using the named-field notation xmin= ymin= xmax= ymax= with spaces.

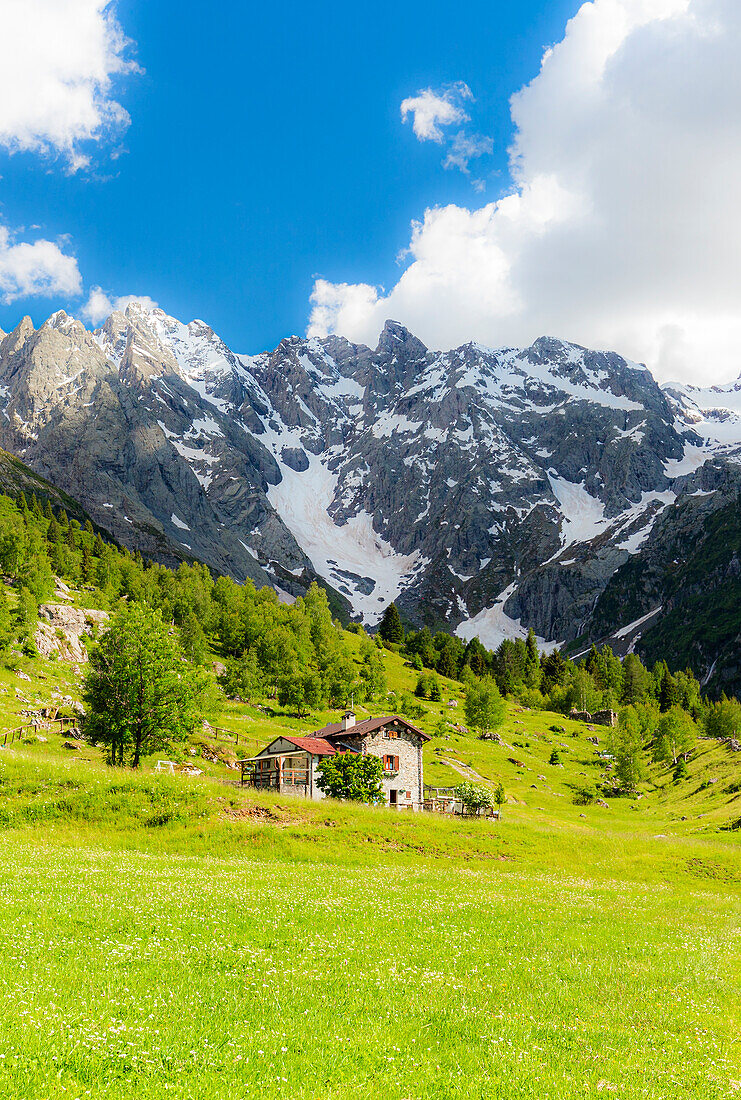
xmin=406 ymin=791 xmax=411 ymax=799
xmin=385 ymin=729 xmax=399 ymax=739
xmin=383 ymin=755 xmax=399 ymax=772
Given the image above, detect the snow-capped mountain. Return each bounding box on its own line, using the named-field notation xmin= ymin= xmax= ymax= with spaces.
xmin=0 ymin=302 xmax=739 ymax=688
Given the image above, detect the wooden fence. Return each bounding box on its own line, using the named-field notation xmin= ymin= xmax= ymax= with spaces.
xmin=207 ymin=725 xmax=241 ymax=746
xmin=2 ymin=715 xmax=79 ymax=747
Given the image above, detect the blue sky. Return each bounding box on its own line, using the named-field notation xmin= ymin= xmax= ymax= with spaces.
xmin=1 ymin=0 xmax=740 ymax=385
xmin=0 ymin=0 xmax=577 ymax=351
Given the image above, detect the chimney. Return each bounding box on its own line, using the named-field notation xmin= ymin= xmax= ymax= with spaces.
xmin=341 ymin=711 xmax=356 ymax=731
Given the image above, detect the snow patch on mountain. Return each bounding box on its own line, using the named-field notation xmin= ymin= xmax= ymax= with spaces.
xmin=663 ymin=442 xmax=711 ymax=477
xmin=663 ymin=377 xmax=741 ymax=450
xmin=547 ymin=473 xmax=606 ymax=547
xmin=456 ymin=583 xmax=561 ymax=652
xmin=267 ymin=453 xmax=423 ymax=625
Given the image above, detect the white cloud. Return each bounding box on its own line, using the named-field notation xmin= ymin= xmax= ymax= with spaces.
xmin=312 ymin=0 xmax=741 ymax=385
xmin=0 ymin=0 xmax=137 ymax=169
xmin=0 ymin=2 xmax=138 ymax=312
xmin=400 ymin=84 xmax=472 ymax=143
xmin=443 ymin=132 xmax=494 ymax=174
xmin=81 ymin=286 xmax=159 ymax=325
xmin=400 ymin=82 xmax=492 ymax=180
xmin=0 ymin=227 xmax=81 ymax=304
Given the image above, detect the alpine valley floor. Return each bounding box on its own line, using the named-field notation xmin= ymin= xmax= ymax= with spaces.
xmin=0 ymin=803 xmax=739 ymax=1100
xmin=0 ymin=622 xmax=739 ymax=1098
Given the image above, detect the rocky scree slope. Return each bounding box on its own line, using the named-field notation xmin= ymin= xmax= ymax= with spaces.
xmin=0 ymin=304 xmax=739 ymax=688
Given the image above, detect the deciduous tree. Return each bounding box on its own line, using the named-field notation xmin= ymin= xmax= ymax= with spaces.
xmin=455 ymin=781 xmax=496 ymax=813
xmin=653 ymin=706 xmax=696 ymax=766
xmin=464 ymin=678 xmax=506 ymax=738
xmin=316 ymin=752 xmax=384 ymax=802
xmin=705 ymin=696 xmax=741 ymax=740
xmin=609 ymin=707 xmax=645 ymax=792
xmin=83 ymin=604 xmax=206 ymax=768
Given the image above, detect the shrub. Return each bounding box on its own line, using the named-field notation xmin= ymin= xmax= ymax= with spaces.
xmin=316 ymin=754 xmax=384 ymax=803
xmin=570 ymin=784 xmax=597 ymax=806
xmin=454 ymin=781 xmax=496 ymax=813
xmin=672 ymin=758 xmax=689 ymax=782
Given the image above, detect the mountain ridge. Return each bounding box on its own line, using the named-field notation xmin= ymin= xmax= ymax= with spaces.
xmin=1 ymin=302 xmax=740 ymax=691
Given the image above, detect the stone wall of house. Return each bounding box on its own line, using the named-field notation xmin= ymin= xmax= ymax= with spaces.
xmin=280 ymin=781 xmax=310 ymax=797
xmin=362 ymin=725 xmax=424 ymax=809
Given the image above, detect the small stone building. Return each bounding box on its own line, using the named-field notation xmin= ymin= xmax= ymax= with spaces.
xmin=568 ymin=708 xmax=618 ymax=727
xmin=241 ymin=712 xmax=429 ymax=809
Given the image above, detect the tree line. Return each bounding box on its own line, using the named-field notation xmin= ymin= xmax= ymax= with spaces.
xmin=380 ymin=600 xmax=741 ymax=795
xmin=0 ymin=488 xmax=737 ymax=779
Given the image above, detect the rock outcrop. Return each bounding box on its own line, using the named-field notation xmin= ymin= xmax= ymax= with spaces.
xmin=34 ymin=604 xmax=109 ymax=662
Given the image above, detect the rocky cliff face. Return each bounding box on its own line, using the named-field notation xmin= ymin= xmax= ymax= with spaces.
xmin=1 ymin=302 xmax=740 ymax=686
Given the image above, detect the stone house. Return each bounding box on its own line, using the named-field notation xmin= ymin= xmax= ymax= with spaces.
xmin=568 ymin=708 xmax=618 ymax=727
xmin=240 ymin=712 xmax=429 ymax=808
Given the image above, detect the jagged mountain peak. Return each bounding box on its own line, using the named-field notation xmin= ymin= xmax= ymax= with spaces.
xmin=526 ymin=334 xmax=584 ymax=361
xmin=1 ymin=315 xmax=35 ymax=355
xmin=375 ymin=319 xmax=428 ymax=357
xmin=1 ymin=300 xmax=739 ymax=693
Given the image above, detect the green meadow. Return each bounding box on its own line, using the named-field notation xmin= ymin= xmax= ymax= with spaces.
xmin=0 ymin=752 xmax=740 ymax=1099
xmin=0 ymin=637 xmax=739 ymax=1098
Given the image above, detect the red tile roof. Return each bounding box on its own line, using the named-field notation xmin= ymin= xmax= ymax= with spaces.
xmin=280 ymin=735 xmax=337 ymax=756
xmin=312 ymin=715 xmax=430 ymax=742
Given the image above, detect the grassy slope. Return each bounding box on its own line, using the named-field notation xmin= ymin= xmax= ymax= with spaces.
xmin=3 ymin=616 xmax=741 ymax=830
xmin=1 ymin=607 xmax=741 ymax=1097
xmin=0 ymin=758 xmax=740 ymax=1099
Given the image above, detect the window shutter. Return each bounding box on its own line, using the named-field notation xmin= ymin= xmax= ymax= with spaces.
xmin=394 ymin=756 xmax=399 ymax=771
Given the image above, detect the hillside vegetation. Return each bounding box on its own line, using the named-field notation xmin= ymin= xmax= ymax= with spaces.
xmin=0 ymin=481 xmax=736 ymax=824
xmin=0 ymin=489 xmax=739 ymax=1097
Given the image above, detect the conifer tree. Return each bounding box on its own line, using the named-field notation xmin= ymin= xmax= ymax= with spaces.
xmin=378 ymin=602 xmax=404 ymax=644
xmin=658 ymin=665 xmax=680 ymax=712
xmin=436 ymin=645 xmax=458 ymax=679
xmin=524 ymin=629 xmax=542 ymax=688
xmin=621 ymin=653 xmax=649 ymax=705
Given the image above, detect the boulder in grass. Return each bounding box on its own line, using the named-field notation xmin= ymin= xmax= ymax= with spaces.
xmin=63 ymin=740 xmax=82 ymax=750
